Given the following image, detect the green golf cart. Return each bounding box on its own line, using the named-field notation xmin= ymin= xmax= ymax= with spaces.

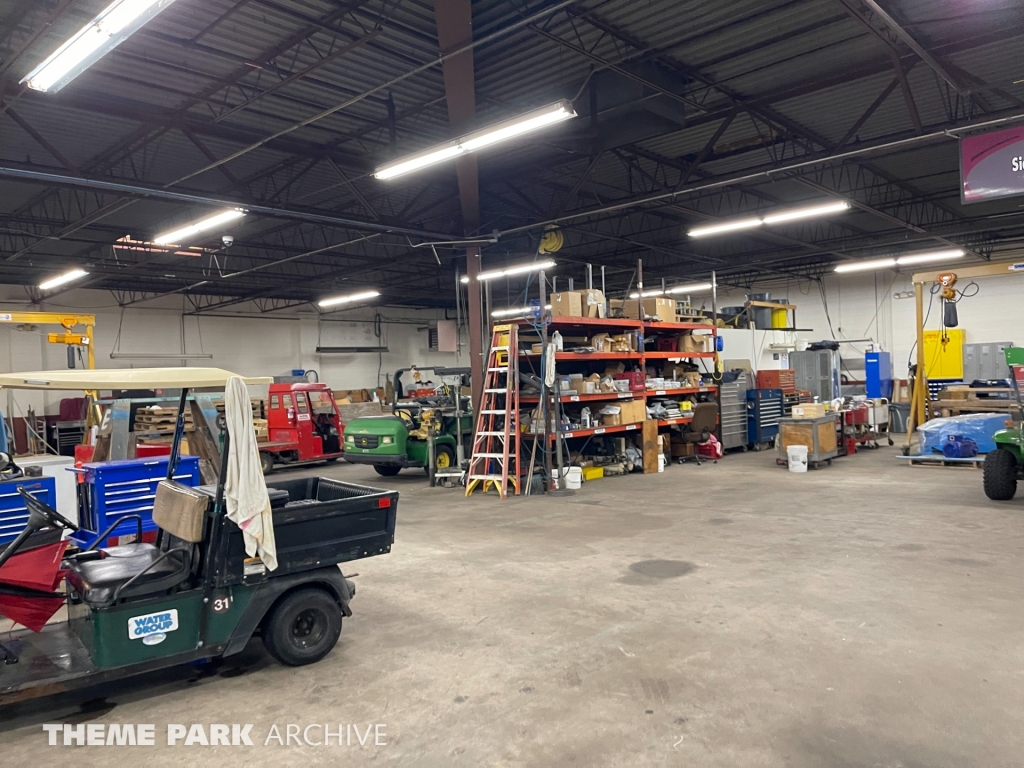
xmin=983 ymin=347 xmax=1024 ymax=500
xmin=344 ymin=366 xmax=473 ymax=477
xmin=0 ymin=368 xmax=398 ymax=705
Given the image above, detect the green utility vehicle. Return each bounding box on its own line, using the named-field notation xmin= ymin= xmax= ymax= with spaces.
xmin=344 ymin=367 xmax=473 ymax=477
xmin=983 ymin=347 xmax=1024 ymax=500
xmin=0 ymin=368 xmax=397 ymax=705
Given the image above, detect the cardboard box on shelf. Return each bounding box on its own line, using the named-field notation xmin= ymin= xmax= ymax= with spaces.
xmin=677 ymin=333 xmax=709 ymax=354
xmin=531 ymin=343 xmax=544 ymax=354
xmin=617 ymin=399 xmax=647 ymax=424
xmin=621 ymin=297 xmax=676 ymax=321
xmin=550 ymin=291 xmax=583 ymax=317
xmin=600 ymin=405 xmax=622 ymax=426
xmin=580 ymin=289 xmax=606 ymax=318
xmin=591 ymin=333 xmax=610 ymax=352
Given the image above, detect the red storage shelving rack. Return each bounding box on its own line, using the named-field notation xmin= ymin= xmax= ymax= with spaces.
xmin=512 ymin=315 xmax=721 ymax=447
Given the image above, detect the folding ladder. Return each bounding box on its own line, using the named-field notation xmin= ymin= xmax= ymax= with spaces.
xmin=465 ymin=323 xmax=520 ymax=498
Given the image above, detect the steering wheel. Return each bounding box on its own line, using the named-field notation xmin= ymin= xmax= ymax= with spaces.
xmin=18 ymin=487 xmax=79 ymax=531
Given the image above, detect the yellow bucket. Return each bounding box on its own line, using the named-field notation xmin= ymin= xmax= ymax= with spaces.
xmin=771 ymin=308 xmax=788 ymax=328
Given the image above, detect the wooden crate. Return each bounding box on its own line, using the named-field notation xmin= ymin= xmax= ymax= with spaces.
xmin=253 ymin=418 xmax=269 ymax=442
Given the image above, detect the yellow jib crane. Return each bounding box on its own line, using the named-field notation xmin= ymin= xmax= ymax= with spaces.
xmin=0 ymin=311 xmax=96 ymax=369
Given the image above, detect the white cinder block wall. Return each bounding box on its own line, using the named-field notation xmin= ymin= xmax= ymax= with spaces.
xmin=713 ymin=264 xmax=1024 ymax=379
xmin=3 ymin=260 xmax=1023 ymax=415
xmin=0 ymin=286 xmax=464 ymax=416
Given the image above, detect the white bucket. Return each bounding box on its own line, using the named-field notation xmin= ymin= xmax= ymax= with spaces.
xmin=787 ymin=445 xmax=809 ymax=473
xmin=658 ymin=454 xmax=666 ymax=473
xmin=561 ymin=466 xmax=583 ymax=489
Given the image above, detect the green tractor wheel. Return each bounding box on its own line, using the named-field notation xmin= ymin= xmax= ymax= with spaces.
xmin=983 ymin=449 xmax=1019 ymax=501
xmin=425 ymin=444 xmax=455 ymax=475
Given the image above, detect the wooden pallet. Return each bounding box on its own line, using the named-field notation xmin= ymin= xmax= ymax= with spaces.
xmin=898 ymin=453 xmax=986 ymax=468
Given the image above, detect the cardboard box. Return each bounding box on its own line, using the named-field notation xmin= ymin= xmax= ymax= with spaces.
xmin=600 ymin=405 xmax=622 ymax=426
xmin=792 ymin=403 xmax=828 ymax=418
xmin=591 ymin=333 xmax=610 ymax=352
xmin=621 ymin=297 xmax=676 ymax=321
xmin=618 ymin=399 xmax=647 ymax=424
xmin=677 ymin=333 xmax=710 ymax=354
xmin=580 ymin=289 xmax=606 ymax=318
xmin=671 ymin=441 xmax=695 ymax=457
xmin=550 ymin=291 xmax=583 ymax=317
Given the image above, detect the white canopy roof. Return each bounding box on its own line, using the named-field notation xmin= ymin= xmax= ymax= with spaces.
xmin=0 ymin=367 xmax=272 ymax=391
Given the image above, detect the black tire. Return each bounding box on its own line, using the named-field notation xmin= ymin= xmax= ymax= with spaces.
xmin=425 ymin=444 xmax=456 ymax=475
xmin=262 ymin=588 xmax=342 ymax=667
xmin=374 ymin=464 xmax=401 ymax=477
xmin=983 ymin=449 xmax=1019 ymax=501
xmin=260 ymin=451 xmax=274 ymax=475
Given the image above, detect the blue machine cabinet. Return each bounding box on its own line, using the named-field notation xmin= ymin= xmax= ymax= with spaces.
xmin=72 ymin=456 xmax=200 ymax=546
xmin=747 ymin=389 xmax=784 ymax=450
xmin=865 ymin=351 xmax=892 ymax=399
xmin=0 ymin=476 xmax=57 ymax=546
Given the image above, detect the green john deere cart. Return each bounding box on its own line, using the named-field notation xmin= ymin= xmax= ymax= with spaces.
xmin=344 ymin=367 xmax=473 ymax=477
xmin=983 ymin=347 xmax=1024 ymax=500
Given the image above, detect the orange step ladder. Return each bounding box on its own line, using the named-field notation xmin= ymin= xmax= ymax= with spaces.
xmin=465 ymin=323 xmax=521 ymax=498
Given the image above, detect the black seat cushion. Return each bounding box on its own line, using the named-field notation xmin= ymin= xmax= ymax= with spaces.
xmin=66 ymin=547 xmax=190 ymax=606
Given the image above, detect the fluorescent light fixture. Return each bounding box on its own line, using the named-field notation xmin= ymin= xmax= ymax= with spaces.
xmin=39 ymin=268 xmax=88 ymax=291
xmin=834 ymin=258 xmax=897 ymax=274
xmin=318 ymin=290 xmax=381 ymax=308
xmin=666 ymin=282 xmax=713 ymax=295
xmin=490 ymin=304 xmax=551 ymax=318
xmin=154 ymin=208 xmax=245 ymax=246
xmin=688 ymin=218 xmax=762 ymax=238
xmin=463 ymin=260 xmax=556 ymax=283
xmin=689 ymin=200 xmax=850 ymax=238
xmin=21 ymin=0 xmax=178 ymax=93
xmin=895 ymin=249 xmax=965 ymax=266
xmin=762 ymin=201 xmax=851 ymax=225
xmin=375 ymin=100 xmax=576 ymax=180
xmin=835 ymin=249 xmax=966 ymax=273
xmin=109 ymin=352 xmax=213 ymax=360
xmin=629 ymin=282 xmax=713 ymax=299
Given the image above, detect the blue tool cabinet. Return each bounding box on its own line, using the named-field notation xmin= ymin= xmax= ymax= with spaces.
xmin=747 ymin=389 xmax=784 ymax=450
xmin=0 ymin=476 xmax=57 ymax=546
xmin=71 ymin=457 xmax=200 ymax=546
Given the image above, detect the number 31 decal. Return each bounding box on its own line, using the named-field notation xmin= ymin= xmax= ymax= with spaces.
xmin=211 ymin=595 xmax=232 ymax=614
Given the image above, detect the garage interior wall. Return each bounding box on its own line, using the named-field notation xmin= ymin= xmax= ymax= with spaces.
xmin=714 ymin=264 xmax=1024 ymax=379
xmin=0 ymin=286 xmax=462 ymax=416
xmin=5 ymin=263 xmax=1024 ymax=416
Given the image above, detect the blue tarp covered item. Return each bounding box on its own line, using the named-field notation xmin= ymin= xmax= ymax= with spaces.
xmin=917 ymin=413 xmax=1009 ymax=454
xmin=942 ymin=435 xmax=979 ymax=459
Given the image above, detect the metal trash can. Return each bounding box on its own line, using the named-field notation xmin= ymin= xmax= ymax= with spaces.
xmin=889 ymin=403 xmax=911 ymax=433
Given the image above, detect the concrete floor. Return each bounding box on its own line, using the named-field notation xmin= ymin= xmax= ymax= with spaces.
xmin=2 ymin=448 xmax=1022 ymax=766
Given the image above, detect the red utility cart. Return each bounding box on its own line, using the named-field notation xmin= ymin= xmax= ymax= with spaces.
xmin=258 ymin=382 xmax=345 ymax=474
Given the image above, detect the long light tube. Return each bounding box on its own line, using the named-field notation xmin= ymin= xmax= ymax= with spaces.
xmin=461 ymin=260 xmax=556 ymax=283
xmin=21 ymin=0 xmax=178 ymax=93
xmin=688 ymin=200 xmax=850 ymax=238
xmin=318 ymin=290 xmax=381 ymax=308
xmin=153 ymin=208 xmax=245 ymax=246
xmin=630 ymin=282 xmax=713 ymax=299
xmin=688 ymin=218 xmax=762 ymax=239
xmin=375 ymin=100 xmax=577 ymax=180
xmin=762 ymin=201 xmax=851 ymax=225
xmin=39 ymin=268 xmax=89 ymax=291
xmin=835 ymin=249 xmax=965 ymax=273
xmin=491 ymin=304 xmax=552 ymax=318
xmin=894 ymin=248 xmax=965 ymax=266
xmin=834 ymin=258 xmax=897 ymax=274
